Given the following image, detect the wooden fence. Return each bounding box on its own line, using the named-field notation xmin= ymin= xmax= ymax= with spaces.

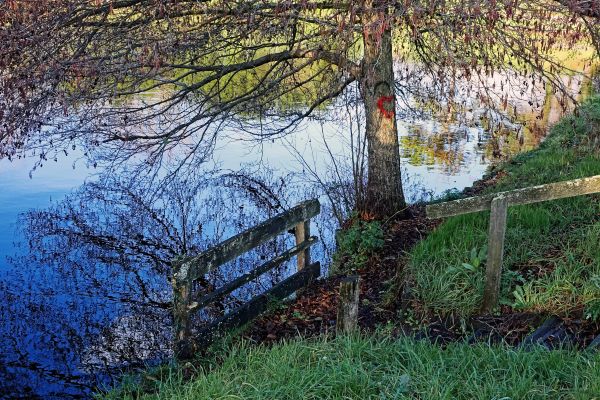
xmin=171 ymin=199 xmax=321 ymax=359
xmin=426 ymin=175 xmax=600 ymax=313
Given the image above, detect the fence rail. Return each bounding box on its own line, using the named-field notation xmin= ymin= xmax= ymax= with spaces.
xmin=171 ymin=199 xmax=321 ymax=359
xmin=426 ymin=175 xmax=600 ymax=313
xmin=427 ymin=175 xmax=600 ymax=219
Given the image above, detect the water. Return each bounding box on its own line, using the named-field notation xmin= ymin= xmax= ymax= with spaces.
xmin=0 ymin=156 xmax=95 ymax=263
xmin=0 ymin=76 xmax=586 ymax=398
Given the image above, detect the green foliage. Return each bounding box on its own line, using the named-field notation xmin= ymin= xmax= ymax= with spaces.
xmin=333 ymin=220 xmax=385 ymax=274
xmin=446 ymin=245 xmax=487 ymax=274
xmin=510 ymin=285 xmax=532 ymax=310
xmin=402 ymin=96 xmax=600 ymax=318
xmin=585 ymin=275 xmax=600 ymax=321
xmin=586 ymin=299 xmax=600 ymax=322
xmin=100 ymin=334 xmax=600 ymax=400
xmin=546 ymin=95 xmax=600 ymax=152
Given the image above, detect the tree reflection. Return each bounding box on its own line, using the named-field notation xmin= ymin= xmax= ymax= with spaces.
xmin=396 ymin=78 xmax=588 ymax=176
xmin=400 ymin=125 xmax=466 ymax=174
xmin=0 ymin=167 xmax=306 ymax=398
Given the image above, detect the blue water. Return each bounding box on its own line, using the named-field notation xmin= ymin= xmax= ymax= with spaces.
xmin=0 ymin=155 xmax=94 ymax=268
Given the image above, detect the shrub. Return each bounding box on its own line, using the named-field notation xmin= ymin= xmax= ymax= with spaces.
xmin=333 ymin=220 xmax=384 ymax=274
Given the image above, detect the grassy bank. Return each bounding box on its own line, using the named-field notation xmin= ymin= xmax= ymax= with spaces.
xmin=406 ymin=96 xmax=600 ymax=319
xmin=102 ymin=334 xmax=600 ymax=400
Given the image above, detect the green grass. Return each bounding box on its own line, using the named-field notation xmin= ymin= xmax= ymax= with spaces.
xmin=101 ymin=334 xmax=600 ymax=399
xmin=406 ymin=96 xmax=600 ymax=318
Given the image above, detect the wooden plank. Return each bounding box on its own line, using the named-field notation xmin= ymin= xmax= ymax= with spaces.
xmin=336 ymin=276 xmax=360 ymax=333
xmin=189 ymin=262 xmax=321 ymax=352
xmin=173 ymin=199 xmax=320 ymax=285
xmin=187 ymin=237 xmax=318 ymax=313
xmin=426 ymin=175 xmax=600 ymax=219
xmin=481 ymin=196 xmax=508 ymax=314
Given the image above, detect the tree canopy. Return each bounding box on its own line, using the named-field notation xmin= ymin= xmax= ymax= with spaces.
xmin=0 ymin=0 xmax=596 ymax=215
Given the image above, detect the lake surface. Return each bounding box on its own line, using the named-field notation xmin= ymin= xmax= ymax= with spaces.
xmin=0 ymin=74 xmax=586 ymax=398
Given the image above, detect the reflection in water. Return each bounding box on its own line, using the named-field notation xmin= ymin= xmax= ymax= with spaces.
xmin=0 ymin=169 xmax=332 ymax=399
xmin=396 ymin=72 xmax=589 ymax=182
xmin=400 ymin=124 xmax=467 ymax=174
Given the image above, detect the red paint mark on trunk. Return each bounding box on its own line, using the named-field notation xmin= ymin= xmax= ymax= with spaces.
xmin=377 ymin=96 xmax=394 ymax=119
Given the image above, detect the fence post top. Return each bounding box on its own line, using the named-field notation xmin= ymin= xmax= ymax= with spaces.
xmin=171 ymin=259 xmax=190 ymax=284
xmin=491 ymin=194 xmax=508 ymax=203
xmin=341 ymin=275 xmax=360 ymax=283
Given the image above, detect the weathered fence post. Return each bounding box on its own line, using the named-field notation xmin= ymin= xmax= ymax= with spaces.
xmin=295 ymin=220 xmax=311 ymax=271
xmin=481 ymin=195 xmax=508 ymax=313
xmin=336 ymin=276 xmax=360 ymax=333
xmin=172 ymin=261 xmax=192 ymax=358
xmin=294 ymin=219 xmax=311 ymax=298
xmin=426 ymin=175 xmax=600 ymax=313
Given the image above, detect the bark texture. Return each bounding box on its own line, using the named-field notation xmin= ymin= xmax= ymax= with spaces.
xmin=360 ymin=1 xmax=406 ymax=218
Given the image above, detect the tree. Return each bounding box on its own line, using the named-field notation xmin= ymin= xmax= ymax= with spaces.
xmin=0 ymin=0 xmax=592 ymax=217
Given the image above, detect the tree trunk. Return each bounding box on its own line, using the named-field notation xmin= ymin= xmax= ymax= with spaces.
xmin=359 ymin=2 xmax=406 ymax=219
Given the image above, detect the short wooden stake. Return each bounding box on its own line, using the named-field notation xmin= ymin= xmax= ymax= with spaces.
xmin=337 ymin=276 xmax=360 ymax=333
xmin=481 ymin=195 xmax=508 ymax=314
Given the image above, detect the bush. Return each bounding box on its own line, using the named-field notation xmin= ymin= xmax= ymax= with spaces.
xmin=332 ymin=220 xmax=384 ymax=274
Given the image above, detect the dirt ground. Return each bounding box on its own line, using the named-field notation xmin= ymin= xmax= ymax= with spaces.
xmin=244 ymin=188 xmax=600 ymax=350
